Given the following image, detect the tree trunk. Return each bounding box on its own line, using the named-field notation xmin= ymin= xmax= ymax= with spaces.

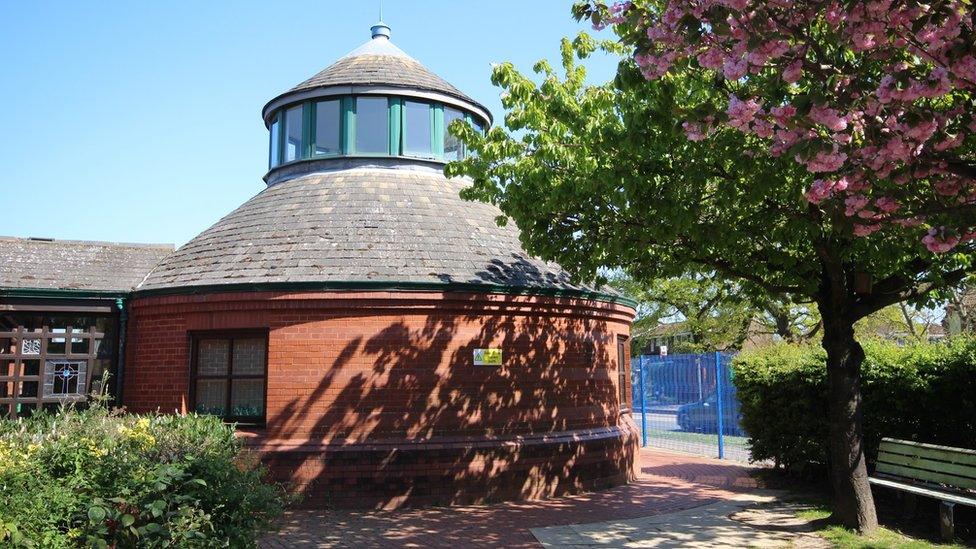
xmin=821 ymin=313 xmax=879 ymax=532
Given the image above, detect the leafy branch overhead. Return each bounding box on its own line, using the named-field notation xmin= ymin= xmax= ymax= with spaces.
xmin=446 ymin=32 xmax=973 ymax=319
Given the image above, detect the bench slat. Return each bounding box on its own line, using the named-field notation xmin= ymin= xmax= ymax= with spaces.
xmin=880 ymin=439 xmax=976 ymax=467
xmin=875 ymin=462 xmax=976 ymax=490
xmin=877 ymin=451 xmax=976 ymax=482
xmin=869 ymin=477 xmax=976 ymax=508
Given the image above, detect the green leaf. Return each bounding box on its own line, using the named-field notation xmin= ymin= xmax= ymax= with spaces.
xmin=87 ymin=506 xmax=106 ymax=522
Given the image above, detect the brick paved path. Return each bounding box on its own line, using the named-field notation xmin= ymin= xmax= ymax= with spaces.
xmin=262 ymin=449 xmax=764 ymax=548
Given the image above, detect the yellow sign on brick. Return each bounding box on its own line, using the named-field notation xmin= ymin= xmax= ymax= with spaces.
xmin=473 ymin=348 xmax=502 ymax=366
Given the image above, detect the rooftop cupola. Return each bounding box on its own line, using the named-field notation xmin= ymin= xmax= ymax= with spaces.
xmin=262 ymin=22 xmax=491 ymax=183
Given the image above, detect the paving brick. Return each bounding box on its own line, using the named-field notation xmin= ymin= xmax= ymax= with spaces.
xmin=261 ymin=449 xmax=764 ymax=548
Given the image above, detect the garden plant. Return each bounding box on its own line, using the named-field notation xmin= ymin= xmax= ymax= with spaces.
xmin=0 ymin=404 xmax=286 ymax=547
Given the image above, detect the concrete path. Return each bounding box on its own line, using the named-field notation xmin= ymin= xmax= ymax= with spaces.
xmin=532 ymin=496 xmax=828 ymax=548
xmin=262 ymin=449 xmax=798 ymax=548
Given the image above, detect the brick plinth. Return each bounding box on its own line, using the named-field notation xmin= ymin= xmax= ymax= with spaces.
xmin=125 ymin=289 xmax=636 ymax=508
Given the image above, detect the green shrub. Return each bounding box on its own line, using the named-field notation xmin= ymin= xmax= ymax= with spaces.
xmin=0 ymin=406 xmax=286 ymax=547
xmin=733 ymin=337 xmax=976 ymax=473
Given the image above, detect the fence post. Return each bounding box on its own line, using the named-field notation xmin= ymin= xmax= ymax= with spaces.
xmin=714 ymin=351 xmax=725 ymax=459
xmin=638 ymin=354 xmax=648 ymax=447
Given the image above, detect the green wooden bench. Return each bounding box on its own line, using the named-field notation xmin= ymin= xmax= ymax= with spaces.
xmin=869 ymin=437 xmax=976 ymax=541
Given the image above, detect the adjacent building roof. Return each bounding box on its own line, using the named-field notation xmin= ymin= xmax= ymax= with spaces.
xmin=0 ymin=237 xmax=173 ymax=293
xmin=138 ymin=167 xmax=604 ymax=295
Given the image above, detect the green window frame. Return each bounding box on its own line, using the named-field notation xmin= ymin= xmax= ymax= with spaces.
xmin=312 ymin=99 xmax=343 ymax=157
xmin=351 ymin=95 xmax=392 ymax=156
xmin=402 ymin=99 xmax=438 ymax=159
xmin=269 ymin=111 xmax=283 ymax=169
xmin=282 ymin=104 xmax=305 ymax=164
xmin=267 ymin=96 xmax=483 ymax=168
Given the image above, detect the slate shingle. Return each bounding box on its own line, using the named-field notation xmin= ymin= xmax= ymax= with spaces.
xmin=137 ymin=168 xmax=599 ymax=293
xmin=0 ymin=237 xmax=173 ymax=292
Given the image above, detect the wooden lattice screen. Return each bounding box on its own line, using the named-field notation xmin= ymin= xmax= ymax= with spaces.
xmin=0 ymin=325 xmax=104 ymax=419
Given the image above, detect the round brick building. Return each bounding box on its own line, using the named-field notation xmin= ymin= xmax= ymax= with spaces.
xmin=124 ymin=23 xmax=638 ymax=509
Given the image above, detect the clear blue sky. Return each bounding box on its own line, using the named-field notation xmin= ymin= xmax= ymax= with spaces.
xmin=0 ymin=1 xmax=618 ymax=247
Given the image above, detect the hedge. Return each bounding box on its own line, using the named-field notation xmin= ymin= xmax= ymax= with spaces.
xmin=0 ymin=406 xmax=287 ymax=547
xmin=732 ymin=337 xmax=976 ymax=474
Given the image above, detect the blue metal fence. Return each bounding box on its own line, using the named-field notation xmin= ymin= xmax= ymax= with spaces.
xmin=631 ymin=352 xmax=749 ymax=461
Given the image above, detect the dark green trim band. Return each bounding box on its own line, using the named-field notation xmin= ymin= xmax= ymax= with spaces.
xmin=0 ymin=287 xmax=129 ymax=300
xmin=131 ymin=280 xmax=638 ymax=309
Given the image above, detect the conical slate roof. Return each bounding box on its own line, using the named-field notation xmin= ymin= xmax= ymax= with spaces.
xmin=263 ymin=26 xmax=489 ymax=121
xmin=137 ymin=168 xmax=596 ymax=293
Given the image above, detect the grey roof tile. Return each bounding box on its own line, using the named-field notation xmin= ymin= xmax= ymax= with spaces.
xmin=138 ymin=168 xmax=602 ymax=293
xmin=0 ymin=237 xmax=173 ymax=292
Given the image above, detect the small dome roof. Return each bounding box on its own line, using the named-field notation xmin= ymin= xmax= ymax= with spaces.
xmin=137 ymin=168 xmax=603 ymax=296
xmin=262 ymin=24 xmax=490 ymax=124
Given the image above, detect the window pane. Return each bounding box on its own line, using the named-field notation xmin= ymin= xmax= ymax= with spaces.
xmin=269 ymin=116 xmax=281 ymax=167
xmin=198 ymin=340 xmax=229 ymax=376
xmin=355 ymin=97 xmax=389 ymax=154
xmin=403 ymin=101 xmax=431 ymax=156
xmin=195 ymin=379 xmax=227 ymax=415
xmin=314 ymin=100 xmax=341 ymax=155
xmin=20 ymin=380 xmax=38 ymax=398
xmin=22 ymin=360 xmax=39 ymax=376
xmin=284 ymin=105 xmax=303 ymax=162
xmin=444 ymin=108 xmax=464 ymax=161
xmin=46 ymin=360 xmax=85 ymax=396
xmin=232 ymin=338 xmax=265 ymax=375
xmin=231 ymin=379 xmax=264 ymax=417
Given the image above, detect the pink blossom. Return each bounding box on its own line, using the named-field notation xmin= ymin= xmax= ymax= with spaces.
xmin=697 ymin=47 xmax=725 ymax=70
xmin=852 ymin=33 xmax=877 ymax=51
xmin=682 ymin=121 xmax=708 ymax=141
xmin=922 ymin=227 xmax=961 ymax=253
xmin=626 ymin=0 xmax=973 ymax=243
xmin=951 ymin=55 xmax=976 ymax=85
xmin=805 ymin=177 xmax=849 ymax=204
xmin=800 ymin=147 xmax=848 ymax=173
xmin=844 ymin=194 xmax=870 ymax=216
xmin=782 ymin=59 xmax=803 ymax=83
xmin=727 ymin=95 xmax=761 ymax=130
xmin=809 ymin=104 xmax=848 ymax=132
xmin=723 ymin=57 xmax=749 ymax=80
xmin=874 ymin=197 xmax=900 ymax=213
xmin=853 ymin=224 xmax=882 ymax=236
xmin=770 ymin=105 xmax=797 ymax=127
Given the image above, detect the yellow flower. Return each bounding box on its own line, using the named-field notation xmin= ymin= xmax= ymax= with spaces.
xmin=118 ymin=421 xmax=156 ymax=450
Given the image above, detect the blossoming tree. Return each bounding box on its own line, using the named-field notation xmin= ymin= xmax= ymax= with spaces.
xmin=586 ymin=0 xmax=975 ymax=254
xmin=447 ymin=2 xmax=975 ymax=529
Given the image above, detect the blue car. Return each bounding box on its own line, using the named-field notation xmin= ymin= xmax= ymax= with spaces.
xmin=676 ymin=393 xmax=744 ymax=435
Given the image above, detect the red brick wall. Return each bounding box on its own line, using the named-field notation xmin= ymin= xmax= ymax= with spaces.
xmin=126 ymin=290 xmax=637 ymax=508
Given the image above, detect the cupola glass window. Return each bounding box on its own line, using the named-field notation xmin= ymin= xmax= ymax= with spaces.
xmin=284 ymin=106 xmax=304 ymax=163
xmin=314 ymin=100 xmax=341 ymax=156
xmin=267 ymin=95 xmax=486 ymax=169
xmin=443 ymin=107 xmax=465 ymax=161
xmin=355 ymin=97 xmax=389 ymax=154
xmin=269 ymin=117 xmax=281 ymax=168
xmin=403 ymin=100 xmax=432 ymax=157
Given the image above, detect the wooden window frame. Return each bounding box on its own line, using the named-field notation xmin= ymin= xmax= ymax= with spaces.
xmin=189 ymin=329 xmax=269 ymax=427
xmin=0 ymin=324 xmax=105 ymax=419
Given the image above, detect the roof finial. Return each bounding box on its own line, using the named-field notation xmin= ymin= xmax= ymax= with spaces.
xmin=371 ymin=2 xmax=390 ymax=39
xmin=371 ymin=21 xmax=391 ymax=39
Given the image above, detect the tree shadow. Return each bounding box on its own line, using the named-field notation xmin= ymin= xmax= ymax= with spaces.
xmin=255 ymin=287 xmax=636 ymax=509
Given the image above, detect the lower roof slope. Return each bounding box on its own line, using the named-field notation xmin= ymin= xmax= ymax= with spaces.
xmin=137 ymin=168 xmax=604 ymax=296
xmin=0 ymin=237 xmax=173 ymax=293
